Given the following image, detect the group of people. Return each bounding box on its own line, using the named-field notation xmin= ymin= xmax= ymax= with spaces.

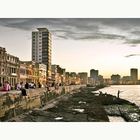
xmin=0 ymin=80 xmax=62 ymax=95
xmin=16 ymin=82 xmax=42 ymax=90
xmin=0 ymin=81 xmax=42 ymax=96
xmin=15 ymin=82 xmax=42 ymax=96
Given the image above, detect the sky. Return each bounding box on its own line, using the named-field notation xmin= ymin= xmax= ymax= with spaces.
xmin=0 ymin=18 xmax=140 ymax=78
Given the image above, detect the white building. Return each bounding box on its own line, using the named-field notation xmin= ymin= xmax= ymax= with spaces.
xmin=32 ymin=28 xmax=52 ymax=80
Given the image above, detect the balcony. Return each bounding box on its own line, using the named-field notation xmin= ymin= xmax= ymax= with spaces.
xmin=11 ymin=73 xmax=17 ymax=76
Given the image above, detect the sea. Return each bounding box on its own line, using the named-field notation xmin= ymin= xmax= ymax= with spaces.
xmin=96 ymin=85 xmax=140 ymax=122
xmin=97 ymin=85 xmax=140 ymax=107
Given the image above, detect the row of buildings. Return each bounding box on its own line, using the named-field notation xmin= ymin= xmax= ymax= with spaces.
xmin=0 ymin=46 xmax=89 ymax=87
xmin=111 ymin=68 xmax=139 ymax=85
xmin=31 ymin=28 xmax=140 ymax=86
xmin=0 ymin=47 xmax=47 ymax=87
xmin=0 ymin=27 xmax=89 ymax=88
xmin=88 ymin=68 xmax=140 ymax=85
xmin=1 ymin=44 xmax=139 ymax=87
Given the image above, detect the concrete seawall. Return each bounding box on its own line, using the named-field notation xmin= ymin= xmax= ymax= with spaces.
xmin=0 ymin=85 xmax=85 ymax=121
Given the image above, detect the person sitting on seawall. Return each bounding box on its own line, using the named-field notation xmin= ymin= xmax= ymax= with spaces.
xmin=38 ymin=82 xmax=42 ymax=88
xmin=25 ymin=82 xmax=29 ymax=89
xmin=0 ymin=81 xmax=11 ymax=92
xmin=21 ymin=88 xmax=27 ymax=97
xmin=16 ymin=82 xmax=22 ymax=90
xmin=15 ymin=81 xmax=28 ymax=98
xmin=20 ymin=82 xmax=27 ymax=97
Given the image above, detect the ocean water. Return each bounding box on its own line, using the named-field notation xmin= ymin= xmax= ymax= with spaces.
xmin=97 ymin=85 xmax=140 ymax=107
xmin=96 ymin=85 xmax=140 ymax=122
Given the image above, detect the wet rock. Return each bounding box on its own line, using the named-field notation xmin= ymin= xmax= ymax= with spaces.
xmin=104 ymin=105 xmax=121 ymax=116
xmin=118 ymin=105 xmax=140 ymax=122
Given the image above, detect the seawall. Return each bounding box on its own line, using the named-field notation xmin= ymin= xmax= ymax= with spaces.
xmin=0 ymin=85 xmax=85 ymax=121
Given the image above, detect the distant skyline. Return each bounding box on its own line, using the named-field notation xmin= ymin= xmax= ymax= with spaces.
xmin=0 ymin=18 xmax=140 ymax=78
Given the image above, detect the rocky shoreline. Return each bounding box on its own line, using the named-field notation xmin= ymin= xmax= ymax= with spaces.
xmin=8 ymin=87 xmax=140 ymax=122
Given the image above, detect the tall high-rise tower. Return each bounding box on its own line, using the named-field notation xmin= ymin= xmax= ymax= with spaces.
xmin=130 ymin=68 xmax=138 ymax=81
xmin=90 ymin=69 xmax=99 ymax=80
xmin=32 ymin=28 xmax=52 ymax=79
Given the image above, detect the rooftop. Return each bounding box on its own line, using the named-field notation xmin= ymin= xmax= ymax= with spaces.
xmin=37 ymin=28 xmax=49 ymax=32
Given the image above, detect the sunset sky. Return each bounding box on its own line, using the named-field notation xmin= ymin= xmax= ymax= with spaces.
xmin=0 ymin=18 xmax=140 ymax=78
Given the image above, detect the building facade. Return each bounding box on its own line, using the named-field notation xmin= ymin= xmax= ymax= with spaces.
xmin=20 ymin=61 xmax=47 ymax=86
xmin=32 ymin=28 xmax=52 ymax=81
xmin=0 ymin=47 xmax=7 ymax=84
xmin=90 ymin=69 xmax=99 ymax=80
xmin=130 ymin=68 xmax=138 ymax=84
xmin=78 ymin=72 xmax=88 ymax=85
xmin=20 ymin=61 xmax=39 ymax=85
xmin=111 ymin=74 xmax=121 ymax=84
xmin=90 ymin=69 xmax=99 ymax=85
xmin=121 ymin=76 xmax=131 ymax=84
xmin=19 ymin=61 xmax=27 ymax=83
xmin=7 ymin=54 xmax=20 ymax=87
xmin=69 ymin=72 xmax=77 ymax=85
xmin=0 ymin=47 xmax=20 ymax=87
xmin=51 ymin=65 xmax=65 ymax=85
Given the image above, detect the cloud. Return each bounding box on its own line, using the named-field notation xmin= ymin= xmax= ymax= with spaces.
xmin=0 ymin=18 xmax=140 ymax=44
xmin=65 ymin=33 xmax=126 ymax=40
xmin=124 ymin=39 xmax=140 ymax=44
xmin=131 ymin=31 xmax=140 ymax=36
xmin=125 ymin=54 xmax=140 ymax=58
